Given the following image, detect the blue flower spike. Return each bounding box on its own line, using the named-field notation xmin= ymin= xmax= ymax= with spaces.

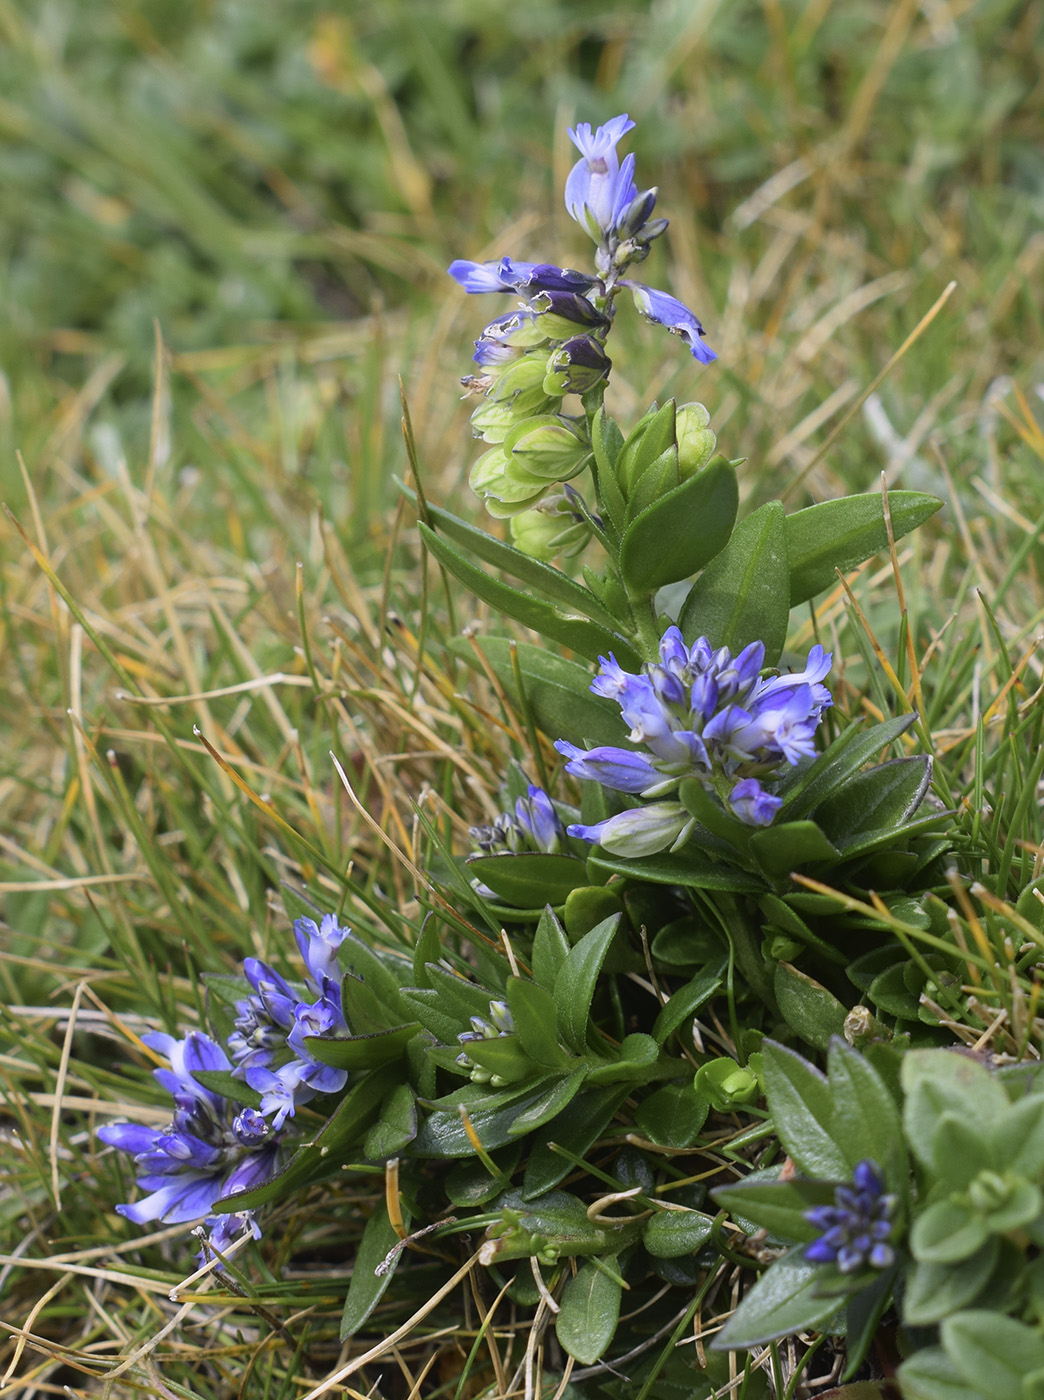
xmin=804 ymin=1160 xmax=898 ymax=1274
xmin=446 ymin=113 xmax=716 ymax=539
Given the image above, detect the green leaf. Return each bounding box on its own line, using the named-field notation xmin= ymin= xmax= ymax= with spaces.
xmin=633 ymin=1081 xmax=709 ymax=1146
xmin=553 ymin=913 xmax=620 ymax=1055
xmin=902 ymin=1050 xmax=1010 ymax=1172
xmin=450 ymin=637 xmax=624 ymax=749
xmin=587 ymin=1032 xmax=661 ymax=1085
xmin=617 ymin=399 xmax=676 ymax=495
xmin=192 ymin=1069 xmax=262 ymax=1110
xmin=339 ymin=1196 xmax=412 ymax=1339
xmin=643 ymin=1208 xmax=715 ymax=1258
xmin=507 ymin=977 xmax=571 ymax=1068
xmin=466 ymin=852 xmax=588 ymax=908
xmin=897 ymin=1347 xmax=987 ymax=1400
xmin=508 ymin=1067 xmax=589 ymax=1136
xmin=303 ymin=1022 xmax=421 ymax=1070
xmin=421 ymin=962 xmax=497 ymax=1023
xmin=815 ymin=756 xmax=932 ymax=849
xmin=911 ymin=1201 xmax=990 ymax=1264
xmin=749 ymin=820 xmax=840 ymax=881
xmin=942 ymin=1312 xmax=1044 ymax=1400
xmin=994 ymin=1094 xmax=1044 ymax=1181
xmin=713 ymin=1247 xmax=845 ymax=1348
xmin=931 ymin=1113 xmax=995 ymax=1190
xmin=774 ymin=962 xmax=848 ymax=1052
xmin=619 ymin=456 xmax=738 ymax=592
xmin=679 ymin=501 xmax=790 ymax=666
xmin=786 ymin=490 xmax=943 ymax=606
xmin=399 ymin=988 xmax=462 ymax=1044
xmin=903 ymin=1240 xmax=1001 ymax=1326
xmin=714 ymin=1175 xmax=834 ymax=1243
xmin=652 ymin=963 xmax=727 ymax=1044
xmin=781 ymin=714 xmax=918 ymax=821
xmin=563 ymin=885 xmax=625 ymax=942
xmin=592 ymin=406 xmax=626 ymax=536
xmin=410 ymin=493 xmax=617 ymax=626
xmin=413 ymin=1084 xmax=552 ymax=1157
xmin=556 ymin=1258 xmax=622 ymax=1365
xmin=338 ymin=935 xmax=413 ymax=1032
xmin=420 ymin=524 xmax=640 ymax=668
xmin=762 ymin=1040 xmax=848 ymax=1179
xmin=464 ymin=1035 xmax=538 ymax=1084
xmin=363 ymin=1083 xmax=418 ymax=1159
xmin=588 ymin=849 xmax=764 ymax=894
xmin=531 ymin=905 xmax=571 ymax=991
xmin=826 ymin=1039 xmax=905 ymax=1184
xmin=215 ymin=1066 xmax=400 ymax=1211
xmin=522 ymin=1084 xmax=632 ymax=1198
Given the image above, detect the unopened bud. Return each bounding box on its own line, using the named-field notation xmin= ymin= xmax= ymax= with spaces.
xmin=675 ymin=402 xmax=716 ymax=480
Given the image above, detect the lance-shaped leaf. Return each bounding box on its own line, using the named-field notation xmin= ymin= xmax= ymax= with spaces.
xmin=619 ymin=456 xmax=738 ymax=592
xmin=779 ymin=714 xmax=917 ymax=821
xmin=814 ymin=755 xmax=933 ymax=850
xmin=405 ymin=491 xmax=617 ymax=627
xmin=450 ymin=637 xmax=624 ymax=749
xmin=786 ymin=490 xmax=943 ymax=606
xmin=466 ymin=852 xmax=588 ymax=908
xmin=340 ymin=1195 xmax=412 ymax=1339
xmin=679 ymin=501 xmax=790 ymax=666
xmin=302 ymin=1022 xmax=421 ymax=1070
xmin=507 ymin=977 xmax=571 ymax=1068
xmin=554 ymin=914 xmax=620 ymax=1054
xmin=421 ymin=524 xmax=641 ymax=668
xmin=713 ymin=1247 xmax=846 ymax=1349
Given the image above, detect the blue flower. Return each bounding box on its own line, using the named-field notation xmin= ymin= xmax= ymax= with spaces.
xmin=228 ymin=918 xmax=350 ymax=1125
xmin=623 ymin=282 xmax=716 ymax=363
xmin=558 ymin=627 xmax=832 ymax=853
xmin=564 ymin=114 xmax=639 ymax=241
xmin=449 ymin=257 xmax=599 ymax=296
xmin=293 ymin=913 xmax=351 ymax=990
xmin=98 ymin=1030 xmax=281 ymax=1252
xmin=804 ymin=1161 xmax=897 ymax=1274
xmin=469 ymin=784 xmax=567 ymax=857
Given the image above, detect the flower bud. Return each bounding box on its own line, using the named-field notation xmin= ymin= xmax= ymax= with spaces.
xmin=489 ymin=352 xmax=552 ymax=404
xmin=509 ymin=502 xmax=591 ymax=560
xmin=506 ymin=415 xmax=590 ymax=482
xmin=675 ymin=402 xmax=717 ymax=480
xmin=543 ymin=336 xmax=612 ymax=396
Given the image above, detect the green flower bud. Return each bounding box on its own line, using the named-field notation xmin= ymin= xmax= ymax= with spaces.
xmin=489 ymin=352 xmax=552 ymax=404
xmin=469 ymin=445 xmax=548 ymax=503
xmin=505 ymin=414 xmax=591 ymax=482
xmin=675 ymin=402 xmax=716 ymax=481
xmin=509 ymin=501 xmax=592 ymax=561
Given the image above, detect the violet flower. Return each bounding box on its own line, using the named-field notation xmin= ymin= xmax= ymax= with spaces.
xmin=98 ymin=1030 xmax=281 ymax=1253
xmin=557 ymin=627 xmax=832 ymax=855
xmin=804 ymin=1161 xmax=897 ymax=1274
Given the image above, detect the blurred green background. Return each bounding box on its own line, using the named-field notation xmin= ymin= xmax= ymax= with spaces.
xmin=2 ymin=0 xmax=1041 ymax=507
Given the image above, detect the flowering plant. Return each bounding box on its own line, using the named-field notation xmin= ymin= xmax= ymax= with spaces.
xmin=87 ymin=111 xmax=1022 ymax=1400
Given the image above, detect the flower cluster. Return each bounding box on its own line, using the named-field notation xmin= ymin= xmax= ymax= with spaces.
xmin=229 ymin=914 xmax=351 ymax=1128
xmin=804 ymin=1160 xmax=897 ymax=1274
xmin=99 ymin=914 xmax=354 ymax=1253
xmin=469 ymin=784 xmax=566 ymax=858
xmin=557 ymin=627 xmax=832 ymax=856
xmin=98 ymin=1030 xmax=282 ymax=1257
xmin=456 ymin=1000 xmax=515 ymax=1085
xmin=448 ymin=114 xmax=714 ymax=547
